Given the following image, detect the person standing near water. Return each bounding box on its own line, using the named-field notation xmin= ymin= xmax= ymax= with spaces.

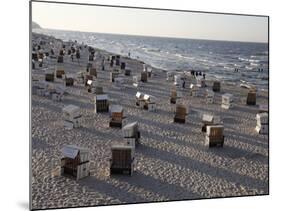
xmin=76 ymin=48 xmax=80 ymax=65
xmin=70 ymin=53 xmax=74 ymax=62
xmin=102 ymin=57 xmax=105 ymax=71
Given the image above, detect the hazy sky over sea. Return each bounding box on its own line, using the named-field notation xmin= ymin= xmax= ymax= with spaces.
xmin=32 ymin=1 xmax=268 ymax=43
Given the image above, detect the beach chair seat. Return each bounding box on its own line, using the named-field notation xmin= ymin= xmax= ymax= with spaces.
xmin=56 ymin=69 xmax=65 ymax=78
xmin=89 ymin=67 xmax=97 ymax=77
xmin=32 ymin=52 xmax=38 ymax=61
xmin=110 ymin=145 xmax=134 ymax=176
xmin=93 ymin=86 xmax=103 ymax=94
xmin=45 ymin=73 xmax=54 ymax=82
xmin=109 ymin=120 xmax=123 ymax=128
xmin=136 ymin=131 xmax=140 ymax=139
xmin=212 ymin=81 xmax=221 ymax=92
xmin=205 ymin=136 xmax=225 ymax=147
xmin=206 ymin=90 xmax=215 ymax=104
xmin=201 ymin=121 xmax=221 ymax=132
xmin=110 ymin=72 xmax=119 ymax=82
xmin=147 ymin=69 xmax=152 ymax=77
xmin=170 ymin=89 xmax=177 ymax=104
xmin=221 ymin=93 xmax=234 ymax=109
xmin=124 ymin=69 xmax=131 ymax=76
xmin=143 ymin=103 xmax=148 ymax=110
xmin=205 ymin=125 xmax=224 ymax=147
xmin=38 ymin=52 xmax=44 ymax=59
xmin=174 ymin=104 xmax=187 ymax=123
xmin=174 ymin=116 xmax=186 ymax=123
xmin=201 ymin=124 xmax=208 ymax=132
xmin=65 ymin=78 xmax=74 ymax=86
xmin=60 ymin=145 xmax=90 ymax=180
xmin=121 ymin=62 xmax=126 ymax=70
xmin=109 ymin=105 xmax=124 ymax=128
xmin=139 ymin=100 xmax=146 ymax=108
xmin=76 ymin=52 xmax=80 ymax=59
xmin=246 ymin=91 xmax=256 ymax=105
xmin=170 ymin=97 xmax=176 ymax=104
xmin=94 ymin=94 xmax=109 ymax=113
xmin=141 ymin=71 xmax=148 ymax=82
xmin=147 ymin=102 xmax=156 ymax=111
xmin=115 ymin=58 xmax=120 ymax=66
xmin=86 ymin=62 xmax=93 ymax=72
xmin=57 ymin=55 xmax=64 ymax=63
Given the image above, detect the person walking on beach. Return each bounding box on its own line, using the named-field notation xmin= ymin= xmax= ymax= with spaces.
xmin=76 ymin=49 xmax=80 ymax=65
xmin=71 ymin=53 xmax=74 ymax=62
xmin=102 ymin=57 xmax=105 ymax=71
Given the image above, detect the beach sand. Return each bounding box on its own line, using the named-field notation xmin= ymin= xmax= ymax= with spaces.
xmin=31 ymin=33 xmax=268 ymax=209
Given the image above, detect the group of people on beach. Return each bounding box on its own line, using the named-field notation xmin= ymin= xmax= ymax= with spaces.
xmin=234 ymin=67 xmax=264 ymax=73
xmin=178 ymin=70 xmax=206 ymax=89
xmin=190 ymin=70 xmax=206 ymax=78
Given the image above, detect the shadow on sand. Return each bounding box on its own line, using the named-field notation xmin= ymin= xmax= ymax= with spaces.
xmin=137 ymin=144 xmax=268 ymax=192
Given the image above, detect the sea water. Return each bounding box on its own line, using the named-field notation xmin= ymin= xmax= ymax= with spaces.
xmin=33 ymin=28 xmax=269 ymax=90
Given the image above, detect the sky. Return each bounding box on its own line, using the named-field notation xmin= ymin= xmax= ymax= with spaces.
xmin=32 ymin=1 xmax=268 ymax=43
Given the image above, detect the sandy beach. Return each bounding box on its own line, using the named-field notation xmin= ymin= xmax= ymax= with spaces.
xmin=31 ymin=33 xmax=268 ymax=210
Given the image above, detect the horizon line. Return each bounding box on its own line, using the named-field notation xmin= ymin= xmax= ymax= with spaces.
xmin=33 ymin=26 xmax=268 ymax=44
